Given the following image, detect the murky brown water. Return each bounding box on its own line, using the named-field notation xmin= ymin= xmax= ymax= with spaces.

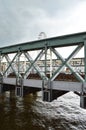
xmin=0 ymin=90 xmax=86 ymax=130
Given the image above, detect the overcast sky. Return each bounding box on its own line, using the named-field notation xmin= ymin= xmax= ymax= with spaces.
xmin=0 ymin=0 xmax=86 ymax=47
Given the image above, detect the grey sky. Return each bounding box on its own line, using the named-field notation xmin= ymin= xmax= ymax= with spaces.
xmin=0 ymin=0 xmax=86 ymax=47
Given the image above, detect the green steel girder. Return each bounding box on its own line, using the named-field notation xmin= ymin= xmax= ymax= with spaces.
xmin=51 ymin=46 xmax=84 ymax=82
xmin=24 ymin=50 xmax=48 ymax=80
xmin=16 ymin=51 xmax=22 ymax=77
xmin=3 ymin=52 xmax=22 ymax=77
xmin=3 ymin=54 xmax=16 ymax=75
xmin=4 ymin=54 xmax=18 ymax=77
xmin=45 ymin=44 xmax=47 ymax=75
xmin=0 ymin=32 xmax=86 ymax=54
xmin=24 ymin=50 xmax=44 ymax=76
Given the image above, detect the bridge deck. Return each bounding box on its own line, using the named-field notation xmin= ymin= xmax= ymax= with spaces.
xmin=3 ymin=78 xmax=83 ymax=92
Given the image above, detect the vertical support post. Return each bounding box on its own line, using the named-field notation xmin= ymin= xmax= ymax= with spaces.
xmin=50 ymin=48 xmax=52 ymax=77
xmin=45 ymin=44 xmax=47 ymax=76
xmin=24 ymin=55 xmax=26 ymax=73
xmin=80 ymin=41 xmax=86 ymax=108
xmin=42 ymin=45 xmax=53 ymax=102
xmin=17 ymin=51 xmax=20 ymax=77
xmin=15 ymin=50 xmax=24 ymax=97
xmin=17 ymin=51 xmax=20 ymax=81
xmin=5 ymin=62 xmax=8 ymax=77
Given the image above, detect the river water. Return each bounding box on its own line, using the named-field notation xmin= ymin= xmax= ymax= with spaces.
xmin=0 ymin=91 xmax=86 ymax=130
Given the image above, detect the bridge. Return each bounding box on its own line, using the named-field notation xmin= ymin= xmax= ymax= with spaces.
xmin=0 ymin=31 xmax=86 ymax=108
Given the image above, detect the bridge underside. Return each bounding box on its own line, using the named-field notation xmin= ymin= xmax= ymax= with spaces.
xmin=0 ymin=32 xmax=86 ymax=108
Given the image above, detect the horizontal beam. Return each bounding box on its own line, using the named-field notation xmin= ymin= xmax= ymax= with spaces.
xmin=3 ymin=78 xmax=42 ymax=88
xmin=52 ymin=81 xmax=82 ymax=92
xmin=3 ymin=78 xmax=83 ymax=92
xmin=0 ymin=32 xmax=86 ymax=54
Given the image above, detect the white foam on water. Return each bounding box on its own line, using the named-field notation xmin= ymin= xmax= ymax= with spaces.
xmin=34 ymin=92 xmax=86 ymax=130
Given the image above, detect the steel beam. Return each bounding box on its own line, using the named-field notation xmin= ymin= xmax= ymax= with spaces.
xmin=51 ymin=44 xmax=84 ymax=82
xmin=4 ymin=54 xmax=18 ymax=77
xmin=45 ymin=44 xmax=47 ymax=75
xmin=0 ymin=32 xmax=86 ymax=54
xmin=3 ymin=78 xmax=83 ymax=92
xmin=16 ymin=51 xmax=22 ymax=78
xmin=50 ymin=48 xmax=53 ymax=77
xmin=24 ymin=50 xmax=48 ymax=80
xmin=3 ymin=53 xmax=18 ymax=76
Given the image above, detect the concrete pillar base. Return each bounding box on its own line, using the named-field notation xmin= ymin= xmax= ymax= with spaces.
xmin=80 ymin=95 xmax=86 ymax=108
xmin=42 ymin=89 xmax=52 ymax=102
xmin=0 ymin=84 xmax=3 ymax=94
xmin=15 ymin=86 xmax=23 ymax=97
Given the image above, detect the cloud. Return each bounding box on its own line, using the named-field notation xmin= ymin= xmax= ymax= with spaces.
xmin=0 ymin=0 xmax=86 ymax=47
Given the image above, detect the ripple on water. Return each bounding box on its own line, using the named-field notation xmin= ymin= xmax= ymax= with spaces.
xmin=0 ymin=91 xmax=86 ymax=130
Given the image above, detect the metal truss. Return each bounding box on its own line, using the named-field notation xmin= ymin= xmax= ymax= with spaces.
xmin=0 ymin=43 xmax=85 ymax=83
xmin=0 ymin=31 xmax=86 ymax=107
xmin=0 ymin=48 xmax=50 ymax=80
xmin=50 ymin=44 xmax=84 ymax=82
xmin=23 ymin=49 xmax=48 ymax=80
